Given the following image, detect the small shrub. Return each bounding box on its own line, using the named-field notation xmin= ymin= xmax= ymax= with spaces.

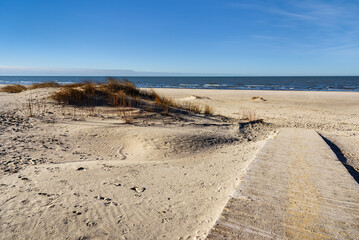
xmin=1 ymin=84 xmax=27 ymax=93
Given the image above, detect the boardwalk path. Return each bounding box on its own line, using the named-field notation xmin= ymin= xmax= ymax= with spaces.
xmin=207 ymin=128 xmax=359 ymax=239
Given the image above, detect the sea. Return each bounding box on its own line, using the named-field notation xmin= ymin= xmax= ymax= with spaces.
xmin=0 ymin=76 xmax=359 ymax=92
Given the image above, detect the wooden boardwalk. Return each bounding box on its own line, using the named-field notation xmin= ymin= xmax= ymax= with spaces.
xmin=207 ymin=128 xmax=359 ymax=239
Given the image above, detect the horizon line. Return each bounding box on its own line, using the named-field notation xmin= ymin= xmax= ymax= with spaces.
xmin=0 ymin=74 xmax=358 ymax=77
xmin=1 ymin=66 xmax=358 ymax=77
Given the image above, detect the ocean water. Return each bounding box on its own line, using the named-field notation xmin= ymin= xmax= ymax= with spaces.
xmin=0 ymin=76 xmax=359 ymax=92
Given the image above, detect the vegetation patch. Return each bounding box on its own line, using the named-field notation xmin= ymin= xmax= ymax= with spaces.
xmin=1 ymin=84 xmax=27 ymax=93
xmin=204 ymin=105 xmax=214 ymax=115
xmin=29 ymin=82 xmax=61 ymax=89
xmin=51 ymin=78 xmax=214 ymax=116
xmin=1 ymin=82 xmax=62 ymax=93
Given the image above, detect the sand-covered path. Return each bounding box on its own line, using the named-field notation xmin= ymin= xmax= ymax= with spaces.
xmin=207 ymin=128 xmax=359 ymax=239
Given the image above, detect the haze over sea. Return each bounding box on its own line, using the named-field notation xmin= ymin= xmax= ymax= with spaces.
xmin=0 ymin=76 xmax=359 ymax=92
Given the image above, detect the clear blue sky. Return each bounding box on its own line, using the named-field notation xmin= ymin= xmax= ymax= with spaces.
xmin=1 ymin=0 xmax=358 ymax=75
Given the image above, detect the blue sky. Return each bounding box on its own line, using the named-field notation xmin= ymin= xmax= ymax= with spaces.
xmin=0 ymin=0 xmax=358 ymax=76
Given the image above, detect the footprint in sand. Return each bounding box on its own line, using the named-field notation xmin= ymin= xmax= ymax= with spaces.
xmin=94 ymin=195 xmax=119 ymax=206
xmin=86 ymin=221 xmax=97 ymax=227
xmin=72 ymin=210 xmax=82 ymax=215
xmin=38 ymin=192 xmax=52 ymax=197
xmin=18 ymin=175 xmax=30 ymax=181
xmin=130 ymin=186 xmax=146 ymax=193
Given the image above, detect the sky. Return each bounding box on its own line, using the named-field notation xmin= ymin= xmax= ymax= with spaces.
xmin=0 ymin=0 xmax=359 ymax=76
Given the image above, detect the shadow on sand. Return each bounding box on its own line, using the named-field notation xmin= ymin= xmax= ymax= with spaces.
xmin=320 ymin=134 xmax=359 ymax=184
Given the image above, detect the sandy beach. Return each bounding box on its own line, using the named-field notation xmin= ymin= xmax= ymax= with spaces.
xmin=0 ymin=86 xmax=358 ymax=239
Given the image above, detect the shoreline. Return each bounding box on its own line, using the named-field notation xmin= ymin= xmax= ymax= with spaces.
xmin=151 ymin=87 xmax=359 ymax=93
xmin=1 ymin=74 xmax=359 ymax=92
xmin=2 ymin=83 xmax=359 ymax=93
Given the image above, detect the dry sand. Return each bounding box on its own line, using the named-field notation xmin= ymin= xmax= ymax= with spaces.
xmin=0 ymin=87 xmax=358 ymax=239
xmin=207 ymin=128 xmax=359 ymax=239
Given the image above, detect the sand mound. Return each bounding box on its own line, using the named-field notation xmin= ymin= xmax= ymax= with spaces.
xmin=251 ymin=96 xmax=266 ymax=101
xmin=0 ymin=91 xmax=270 ymax=239
xmin=180 ymin=95 xmax=211 ymax=101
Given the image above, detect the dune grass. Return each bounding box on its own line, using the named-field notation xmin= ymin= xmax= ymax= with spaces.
xmin=29 ymin=82 xmax=61 ymax=89
xmin=1 ymin=82 xmax=62 ymax=93
xmin=182 ymin=101 xmax=202 ymax=114
xmin=51 ymin=79 xmax=142 ymax=107
xmin=2 ymin=78 xmax=216 ymax=118
xmin=204 ymin=105 xmax=214 ymax=115
xmin=0 ymin=84 xmax=27 ymax=93
xmin=51 ymin=78 xmax=214 ymax=116
xmin=239 ymin=110 xmax=257 ymax=121
xmin=52 ymin=79 xmax=175 ymax=111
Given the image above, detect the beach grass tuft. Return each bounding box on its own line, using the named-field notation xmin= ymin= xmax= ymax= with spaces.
xmin=1 ymin=82 xmax=61 ymax=93
xmin=0 ymin=84 xmax=27 ymax=93
xmin=204 ymin=105 xmax=214 ymax=115
xmin=239 ymin=110 xmax=257 ymax=121
xmin=183 ymin=101 xmax=202 ymax=114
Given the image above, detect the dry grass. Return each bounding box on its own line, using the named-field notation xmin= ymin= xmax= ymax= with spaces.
xmin=51 ymin=79 xmax=143 ymax=106
xmin=1 ymin=82 xmax=60 ymax=93
xmin=184 ymin=101 xmax=202 ymax=114
xmin=29 ymin=82 xmax=61 ymax=89
xmin=52 ymin=82 xmax=106 ymax=106
xmin=62 ymin=83 xmax=88 ymax=88
xmin=3 ymin=79 xmax=218 ymax=124
xmin=52 ymin=88 xmax=88 ymax=105
xmin=204 ymin=105 xmax=214 ymax=115
xmin=19 ymin=92 xmax=50 ymax=117
xmin=141 ymin=89 xmax=160 ymax=101
xmin=104 ymin=78 xmax=140 ymax=97
xmin=155 ymin=95 xmax=179 ymax=109
xmin=1 ymin=84 xmax=27 ymax=93
xmin=239 ymin=110 xmax=257 ymax=121
xmin=51 ymin=78 xmax=216 ymax=117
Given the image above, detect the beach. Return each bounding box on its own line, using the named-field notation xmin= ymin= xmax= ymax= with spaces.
xmin=0 ymin=86 xmax=358 ymax=239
